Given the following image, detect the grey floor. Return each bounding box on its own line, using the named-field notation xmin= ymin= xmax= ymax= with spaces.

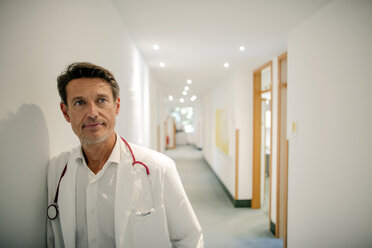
xmin=165 ymin=145 xmax=283 ymax=248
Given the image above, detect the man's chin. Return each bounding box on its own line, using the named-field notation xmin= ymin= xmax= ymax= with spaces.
xmin=80 ymin=134 xmax=109 ymax=145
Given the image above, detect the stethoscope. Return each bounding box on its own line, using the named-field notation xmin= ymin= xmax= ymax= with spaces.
xmin=47 ymin=137 xmax=152 ymax=220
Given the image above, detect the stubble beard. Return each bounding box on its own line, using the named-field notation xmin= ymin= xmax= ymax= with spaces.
xmin=79 ymin=125 xmax=113 ymax=145
xmin=81 ymin=133 xmax=110 ymax=145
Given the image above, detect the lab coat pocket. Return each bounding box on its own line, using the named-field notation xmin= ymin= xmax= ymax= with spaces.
xmin=127 ymin=205 xmax=171 ymax=248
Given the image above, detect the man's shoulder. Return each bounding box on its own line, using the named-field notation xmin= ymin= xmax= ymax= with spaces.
xmin=48 ymin=147 xmax=79 ymax=175
xmin=128 ymin=143 xmax=175 ymax=171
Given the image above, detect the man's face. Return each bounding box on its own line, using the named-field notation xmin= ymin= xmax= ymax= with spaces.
xmin=60 ymin=78 xmax=120 ymax=145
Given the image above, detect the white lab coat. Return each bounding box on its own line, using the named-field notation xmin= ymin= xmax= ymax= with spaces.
xmin=47 ymin=137 xmax=203 ymax=248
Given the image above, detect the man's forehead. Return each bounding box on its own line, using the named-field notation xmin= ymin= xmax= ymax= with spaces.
xmin=68 ymin=77 xmax=108 ymax=88
xmin=66 ymin=78 xmax=113 ymax=99
xmin=67 ymin=78 xmax=110 ymax=91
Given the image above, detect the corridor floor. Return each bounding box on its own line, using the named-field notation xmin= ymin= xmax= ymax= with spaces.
xmin=165 ymin=145 xmax=283 ymax=248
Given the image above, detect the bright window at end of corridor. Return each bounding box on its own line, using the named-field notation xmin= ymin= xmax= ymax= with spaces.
xmin=170 ymin=107 xmax=194 ymax=133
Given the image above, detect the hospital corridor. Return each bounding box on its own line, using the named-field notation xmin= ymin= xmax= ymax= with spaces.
xmin=165 ymin=145 xmax=282 ymax=248
xmin=0 ymin=0 xmax=371 ymax=248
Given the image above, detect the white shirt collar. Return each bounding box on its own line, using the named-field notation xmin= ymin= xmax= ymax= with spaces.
xmin=72 ymin=133 xmax=122 ymax=167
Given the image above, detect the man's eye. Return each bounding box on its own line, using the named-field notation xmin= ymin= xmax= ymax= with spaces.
xmin=98 ymin=98 xmax=107 ymax=103
xmin=74 ymin=100 xmax=84 ymax=106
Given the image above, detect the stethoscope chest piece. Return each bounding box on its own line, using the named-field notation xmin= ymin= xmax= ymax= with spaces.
xmin=47 ymin=203 xmax=59 ymax=220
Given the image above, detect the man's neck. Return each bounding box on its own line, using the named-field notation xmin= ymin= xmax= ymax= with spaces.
xmin=81 ymin=133 xmax=117 ymax=174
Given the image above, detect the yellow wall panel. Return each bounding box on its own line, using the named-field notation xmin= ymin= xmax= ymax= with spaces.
xmin=215 ymin=109 xmax=229 ymax=155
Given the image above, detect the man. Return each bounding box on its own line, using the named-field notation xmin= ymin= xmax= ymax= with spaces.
xmin=47 ymin=62 xmax=203 ymax=248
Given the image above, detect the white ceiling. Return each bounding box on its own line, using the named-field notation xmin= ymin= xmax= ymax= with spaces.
xmin=113 ymin=0 xmax=332 ymax=101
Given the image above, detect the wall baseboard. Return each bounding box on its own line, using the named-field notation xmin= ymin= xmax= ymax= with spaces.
xmin=192 ymin=144 xmax=203 ymax=150
xmin=203 ymin=158 xmax=251 ymax=208
xmin=270 ymin=221 xmax=276 ymax=236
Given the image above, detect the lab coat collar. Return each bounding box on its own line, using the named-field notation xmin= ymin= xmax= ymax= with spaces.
xmin=73 ymin=133 xmax=122 ymax=166
xmin=115 ymin=136 xmax=136 ymax=247
xmin=58 ymin=152 xmax=78 ymax=248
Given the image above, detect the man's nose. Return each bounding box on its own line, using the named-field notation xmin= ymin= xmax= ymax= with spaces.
xmin=87 ymin=102 xmax=99 ymax=118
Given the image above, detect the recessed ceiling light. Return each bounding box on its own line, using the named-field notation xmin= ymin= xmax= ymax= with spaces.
xmin=224 ymin=62 xmax=229 ymax=68
xmin=191 ymin=95 xmax=197 ymax=102
xmin=153 ymin=44 xmax=160 ymax=50
xmin=187 ymin=79 xmax=192 ymax=84
xmin=159 ymin=62 xmax=165 ymax=67
xmin=183 ymin=91 xmax=187 ymax=96
xmin=239 ymin=46 xmax=245 ymax=51
xmin=184 ymin=86 xmax=189 ymax=91
xmin=168 ymin=95 xmax=173 ymax=101
xmin=179 ymin=98 xmax=184 ymax=103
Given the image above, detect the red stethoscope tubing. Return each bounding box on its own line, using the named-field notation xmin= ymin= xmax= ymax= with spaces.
xmin=120 ymin=137 xmax=150 ymax=175
xmin=47 ymin=137 xmax=149 ymax=220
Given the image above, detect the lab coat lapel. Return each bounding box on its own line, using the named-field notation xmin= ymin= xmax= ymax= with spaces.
xmin=58 ymin=156 xmax=78 ymax=248
xmin=114 ymin=140 xmax=135 ymax=248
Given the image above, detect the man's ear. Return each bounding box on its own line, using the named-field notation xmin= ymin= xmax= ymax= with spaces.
xmin=115 ymin=97 xmax=120 ymax=116
xmin=60 ymin=102 xmax=71 ymax=123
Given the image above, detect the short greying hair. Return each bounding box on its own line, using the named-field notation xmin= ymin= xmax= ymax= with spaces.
xmin=57 ymin=62 xmax=120 ymax=105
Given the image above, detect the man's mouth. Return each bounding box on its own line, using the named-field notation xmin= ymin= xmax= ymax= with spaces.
xmin=83 ymin=122 xmax=104 ymax=129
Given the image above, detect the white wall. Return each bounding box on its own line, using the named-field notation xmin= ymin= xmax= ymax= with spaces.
xmin=271 ymin=58 xmax=279 ymax=224
xmin=287 ymin=1 xmax=372 ymax=247
xmin=149 ymin=73 xmax=160 ymax=150
xmin=192 ymin=99 xmax=204 ymax=149
xmin=202 ymin=71 xmax=252 ymax=199
xmin=202 ymin=81 xmax=234 ymax=197
xmin=233 ymin=72 xmax=253 ymax=199
xmin=0 ymin=1 xmax=157 ymax=246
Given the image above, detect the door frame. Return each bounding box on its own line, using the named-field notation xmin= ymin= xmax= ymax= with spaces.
xmin=276 ymin=52 xmax=288 ymax=246
xmin=252 ymin=61 xmax=273 ymax=212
